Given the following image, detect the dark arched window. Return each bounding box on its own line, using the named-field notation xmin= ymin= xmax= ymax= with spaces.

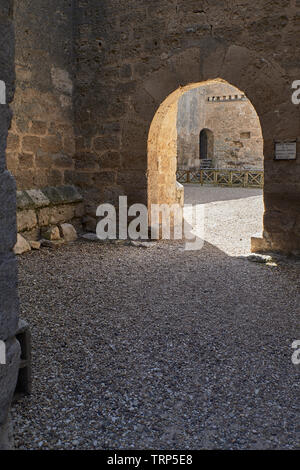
xmin=199 ymin=128 xmax=214 ymax=160
xmin=199 ymin=129 xmax=208 ymax=159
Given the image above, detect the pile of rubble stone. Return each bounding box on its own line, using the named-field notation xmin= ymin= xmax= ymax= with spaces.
xmin=14 ymin=185 xmax=83 ymax=254
xmin=14 ymin=223 xmax=78 ymax=254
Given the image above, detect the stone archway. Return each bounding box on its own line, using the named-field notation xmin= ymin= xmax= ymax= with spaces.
xmin=147 ymin=80 xmax=225 ymax=208
xmin=124 ymin=41 xmax=298 ymax=252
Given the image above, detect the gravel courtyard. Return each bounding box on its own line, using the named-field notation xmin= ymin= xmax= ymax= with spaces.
xmin=11 ymin=186 xmax=300 ymax=449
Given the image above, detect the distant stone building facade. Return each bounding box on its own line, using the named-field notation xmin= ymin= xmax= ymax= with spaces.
xmin=177 ymin=82 xmax=264 ymax=170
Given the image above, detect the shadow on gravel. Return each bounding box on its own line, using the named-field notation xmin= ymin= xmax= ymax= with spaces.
xmin=11 ymin=239 xmax=300 ymax=450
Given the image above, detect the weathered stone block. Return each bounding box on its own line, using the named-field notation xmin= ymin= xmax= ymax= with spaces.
xmin=5 ymin=152 xmax=18 ymax=173
xmin=40 ymin=136 xmax=62 ymax=154
xmin=48 ymin=169 xmax=64 ymax=187
xmin=74 ymin=152 xmax=98 ymax=170
xmin=63 ymin=136 xmax=75 ymax=155
xmin=36 ymin=207 xmax=51 ymax=227
xmin=42 ymin=186 xmax=63 ymax=205
xmin=53 ymin=154 xmax=73 ymax=169
xmin=35 ymin=150 xmax=54 ymax=169
xmin=30 ymin=120 xmax=47 ymax=135
xmin=22 ymin=228 xmax=40 ymax=242
xmin=26 ymin=189 xmax=50 ymax=208
xmin=49 ymin=205 xmax=75 ymax=225
xmin=18 ymin=152 xmax=34 ymax=169
xmin=29 ymin=240 xmax=41 ymax=250
xmin=42 ymin=226 xmax=61 ymax=241
xmin=60 ymin=223 xmax=77 ymax=242
xmin=6 ymin=133 xmax=19 ymax=151
xmin=93 ymin=135 xmax=120 ymax=152
xmin=22 ymin=136 xmax=40 ymax=153
xmin=99 ymin=151 xmax=120 ymax=169
xmin=51 ymin=66 xmax=73 ymax=95
xmin=13 ymin=234 xmax=31 ymax=255
xmin=65 ymin=170 xmax=93 ymax=188
xmin=13 ymin=169 xmax=34 ymax=189
xmin=17 ymin=209 xmax=37 ymax=232
xmin=16 ymin=190 xmax=34 ymax=211
xmin=56 ymin=185 xmax=83 ymax=204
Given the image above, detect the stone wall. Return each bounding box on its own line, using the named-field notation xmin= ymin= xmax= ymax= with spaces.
xmin=73 ymin=0 xmax=300 ymax=253
xmin=177 ymin=81 xmax=264 ymax=170
xmin=7 ymin=0 xmax=75 ymax=190
xmin=0 ymin=0 xmax=20 ymax=449
xmin=16 ymin=185 xmax=84 ymax=243
xmin=5 ymin=0 xmax=300 ymax=253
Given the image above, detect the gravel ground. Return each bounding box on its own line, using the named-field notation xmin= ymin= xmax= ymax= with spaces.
xmin=11 ymin=186 xmax=300 ymax=449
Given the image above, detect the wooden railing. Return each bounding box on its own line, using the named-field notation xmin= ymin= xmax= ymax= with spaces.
xmin=176 ymin=169 xmax=264 ymax=188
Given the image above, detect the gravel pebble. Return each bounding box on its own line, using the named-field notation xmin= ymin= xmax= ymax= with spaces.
xmin=11 ymin=186 xmax=300 ymax=449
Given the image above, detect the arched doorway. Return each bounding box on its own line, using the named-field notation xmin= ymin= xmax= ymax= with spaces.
xmin=125 ymin=42 xmax=296 ymax=251
xmin=147 ymin=79 xmax=263 ymax=206
xmin=147 ymin=78 xmax=266 ymax=242
xmin=199 ymin=128 xmax=214 ymax=163
xmin=199 ymin=129 xmax=208 ymax=159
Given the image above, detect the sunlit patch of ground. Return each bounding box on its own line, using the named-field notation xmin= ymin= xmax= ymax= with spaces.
xmin=184 ymin=185 xmax=263 ymax=256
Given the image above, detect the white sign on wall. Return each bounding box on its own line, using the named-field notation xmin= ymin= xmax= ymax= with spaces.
xmin=274 ymin=141 xmax=297 ymax=160
xmin=0 ymin=80 xmax=6 ymax=104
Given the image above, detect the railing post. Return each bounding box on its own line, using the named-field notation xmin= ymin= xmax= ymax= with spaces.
xmin=214 ymin=170 xmax=218 ymax=186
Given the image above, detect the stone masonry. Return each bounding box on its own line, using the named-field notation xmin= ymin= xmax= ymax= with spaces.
xmin=5 ymin=0 xmax=300 ymax=254
xmin=0 ymin=0 xmax=300 ymax=449
xmin=73 ymin=0 xmax=300 ymax=253
xmin=177 ymin=81 xmax=264 ymax=170
xmin=16 ymin=185 xmax=84 ymax=242
xmin=0 ymin=0 xmax=21 ymax=449
xmin=6 ymin=0 xmax=75 ymax=191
